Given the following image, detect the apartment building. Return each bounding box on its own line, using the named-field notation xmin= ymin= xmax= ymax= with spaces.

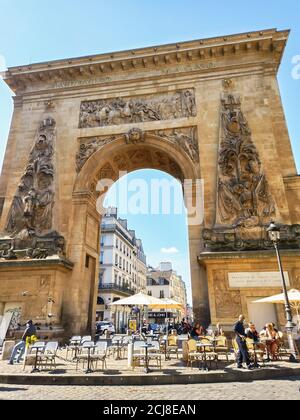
xmin=96 ymin=208 xmax=147 ymax=332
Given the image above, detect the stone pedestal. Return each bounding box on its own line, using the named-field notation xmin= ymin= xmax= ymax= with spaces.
xmin=0 ymin=340 xmax=15 ymax=360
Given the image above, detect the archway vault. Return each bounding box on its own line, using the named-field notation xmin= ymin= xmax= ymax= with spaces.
xmin=68 ymin=129 xmax=207 ymax=335
xmin=74 ymin=130 xmax=200 ymax=195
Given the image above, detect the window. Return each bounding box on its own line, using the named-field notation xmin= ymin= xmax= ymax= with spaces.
xmin=97 ymin=297 xmax=104 ymax=305
xmin=119 ymin=256 xmax=122 ymax=268
xmin=100 ymin=235 xmax=105 ymax=246
xmin=115 ymin=254 xmax=118 ymax=266
xmin=148 ymin=291 xmax=152 ymax=296
xmin=100 ymin=252 xmax=104 ymax=265
xmin=115 ymin=237 xmax=119 ymax=249
xmin=160 ymin=290 xmax=165 ymax=299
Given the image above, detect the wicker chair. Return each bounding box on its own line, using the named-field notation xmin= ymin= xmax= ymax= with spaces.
xmin=187 ymin=339 xmax=203 ymax=368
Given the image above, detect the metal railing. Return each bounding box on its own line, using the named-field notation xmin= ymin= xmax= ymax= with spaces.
xmin=98 ymin=282 xmax=135 ymax=295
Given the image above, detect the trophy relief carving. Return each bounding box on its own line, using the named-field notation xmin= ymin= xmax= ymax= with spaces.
xmin=0 ymin=118 xmax=65 ymax=260
xmin=203 ymin=95 xmax=300 ymax=252
xmin=217 ymin=94 xmax=275 ymax=228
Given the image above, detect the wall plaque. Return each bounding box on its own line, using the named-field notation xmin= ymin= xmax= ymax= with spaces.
xmin=228 ymin=272 xmax=290 ymax=288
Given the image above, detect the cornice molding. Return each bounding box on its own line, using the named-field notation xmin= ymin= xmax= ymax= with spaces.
xmin=2 ymin=29 xmax=289 ymax=94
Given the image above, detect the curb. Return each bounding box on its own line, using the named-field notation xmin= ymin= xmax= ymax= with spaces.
xmin=0 ymin=367 xmax=299 ymax=386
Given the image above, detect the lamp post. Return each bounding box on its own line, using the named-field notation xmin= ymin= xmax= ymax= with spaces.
xmin=266 ymin=221 xmax=298 ymax=362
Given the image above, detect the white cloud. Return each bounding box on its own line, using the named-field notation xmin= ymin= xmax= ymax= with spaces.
xmin=161 ymin=247 xmax=179 ymax=254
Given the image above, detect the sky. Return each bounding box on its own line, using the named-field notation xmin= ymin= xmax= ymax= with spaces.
xmin=0 ymin=1 xmax=300 ymax=305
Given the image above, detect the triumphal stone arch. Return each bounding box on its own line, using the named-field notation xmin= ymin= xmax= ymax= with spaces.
xmin=0 ymin=29 xmax=300 ymax=336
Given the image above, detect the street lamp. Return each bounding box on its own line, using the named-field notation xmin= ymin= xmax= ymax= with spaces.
xmin=266 ymin=221 xmax=298 ymax=362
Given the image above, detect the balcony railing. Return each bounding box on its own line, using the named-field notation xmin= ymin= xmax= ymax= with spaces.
xmin=98 ymin=282 xmax=135 ymax=295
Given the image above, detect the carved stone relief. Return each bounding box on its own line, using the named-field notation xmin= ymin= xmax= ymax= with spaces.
xmin=152 ymin=127 xmax=199 ymax=163
xmin=79 ymin=89 xmax=196 ymax=128
xmin=217 ymin=94 xmax=275 ymax=228
xmin=76 ymin=126 xmax=199 ymax=173
xmin=201 ymin=94 xmax=298 ymax=252
xmin=76 ymin=136 xmax=116 ymax=172
xmin=0 ymin=118 xmax=65 ymax=260
xmin=213 ymin=270 xmax=242 ymax=319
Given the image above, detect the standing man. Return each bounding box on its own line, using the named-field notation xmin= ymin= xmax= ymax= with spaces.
xmin=233 ymin=315 xmax=253 ymax=370
xmin=8 ymin=320 xmax=36 ymax=365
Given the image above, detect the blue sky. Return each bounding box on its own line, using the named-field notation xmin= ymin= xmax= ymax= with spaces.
xmin=0 ymin=1 xmax=300 ymax=305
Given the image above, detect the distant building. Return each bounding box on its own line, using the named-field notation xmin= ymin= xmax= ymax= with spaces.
xmin=146 ymin=262 xmax=187 ymax=324
xmin=97 ymin=207 xmax=147 ymax=332
xmin=185 ymin=303 xmax=194 ymax=323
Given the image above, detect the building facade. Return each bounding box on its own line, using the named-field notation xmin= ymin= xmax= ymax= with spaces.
xmin=97 ymin=208 xmax=147 ymax=332
xmin=147 ymin=262 xmax=188 ymax=323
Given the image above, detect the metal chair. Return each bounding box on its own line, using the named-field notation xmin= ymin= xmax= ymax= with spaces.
xmin=132 ymin=340 xmax=147 ymax=370
xmin=90 ymin=341 xmax=108 ymax=370
xmin=76 ymin=341 xmax=95 ymax=371
xmin=37 ymin=341 xmax=59 ymax=370
xmin=148 ymin=341 xmax=162 ymax=370
xmin=66 ymin=336 xmax=82 ymax=360
xmin=81 ymin=336 xmax=92 ymax=344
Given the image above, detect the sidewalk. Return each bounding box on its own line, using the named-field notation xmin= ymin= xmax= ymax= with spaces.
xmin=1 ymin=351 xmax=299 ymax=386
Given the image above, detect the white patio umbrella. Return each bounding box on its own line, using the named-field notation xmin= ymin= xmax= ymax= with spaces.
xmin=148 ymin=298 xmax=183 ymax=333
xmin=109 ymin=292 xmax=163 ymax=307
xmin=109 ymin=292 xmax=163 ymax=334
xmin=148 ymin=298 xmax=183 ymax=310
xmin=253 ymin=289 xmax=300 ymax=332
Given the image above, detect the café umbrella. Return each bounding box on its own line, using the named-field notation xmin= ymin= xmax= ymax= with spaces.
xmin=109 ymin=292 xmax=163 ymax=333
xmin=148 ymin=298 xmax=183 ymax=310
xmin=148 ymin=298 xmax=183 ymax=332
xmin=253 ymin=289 xmax=300 ymax=331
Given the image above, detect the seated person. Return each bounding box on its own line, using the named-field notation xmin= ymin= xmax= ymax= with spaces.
xmin=190 ymin=323 xmax=206 ymax=340
xmin=246 ymin=323 xmax=266 ymax=352
xmin=260 ymin=323 xmax=280 ymax=361
xmin=214 ymin=323 xmax=225 ymax=337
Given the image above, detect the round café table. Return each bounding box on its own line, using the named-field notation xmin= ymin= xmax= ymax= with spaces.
xmin=139 ymin=343 xmax=154 ymax=374
xmin=84 ymin=344 xmax=96 ymax=374
xmin=196 ymin=342 xmax=215 ymax=371
xmin=31 ymin=343 xmax=46 ymax=374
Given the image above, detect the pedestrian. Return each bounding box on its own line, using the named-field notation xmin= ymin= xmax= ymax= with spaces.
xmin=8 ymin=320 xmax=37 ymax=365
xmin=233 ymin=315 xmax=253 ymax=370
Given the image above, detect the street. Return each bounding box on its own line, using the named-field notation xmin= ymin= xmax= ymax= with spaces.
xmin=0 ymin=377 xmax=299 ymax=400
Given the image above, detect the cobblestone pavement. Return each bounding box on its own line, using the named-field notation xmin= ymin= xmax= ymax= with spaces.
xmin=0 ymin=377 xmax=299 ymax=400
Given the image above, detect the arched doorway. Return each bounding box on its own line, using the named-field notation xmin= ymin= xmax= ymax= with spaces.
xmin=66 ymin=131 xmax=209 ymax=334
xmin=102 ymin=168 xmax=193 ymax=332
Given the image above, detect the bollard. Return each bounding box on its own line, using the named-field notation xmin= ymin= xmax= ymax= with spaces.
xmin=128 ymin=342 xmax=134 ymax=368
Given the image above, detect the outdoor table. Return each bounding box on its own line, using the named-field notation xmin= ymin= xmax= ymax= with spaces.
xmin=112 ymin=339 xmax=123 ymax=360
xmin=70 ymin=340 xmax=81 ymax=360
xmin=139 ymin=343 xmax=154 ymax=373
xmin=196 ymin=342 xmax=215 ymax=371
xmin=31 ymin=343 xmax=46 ymax=374
xmin=84 ymin=344 xmax=96 ymax=374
